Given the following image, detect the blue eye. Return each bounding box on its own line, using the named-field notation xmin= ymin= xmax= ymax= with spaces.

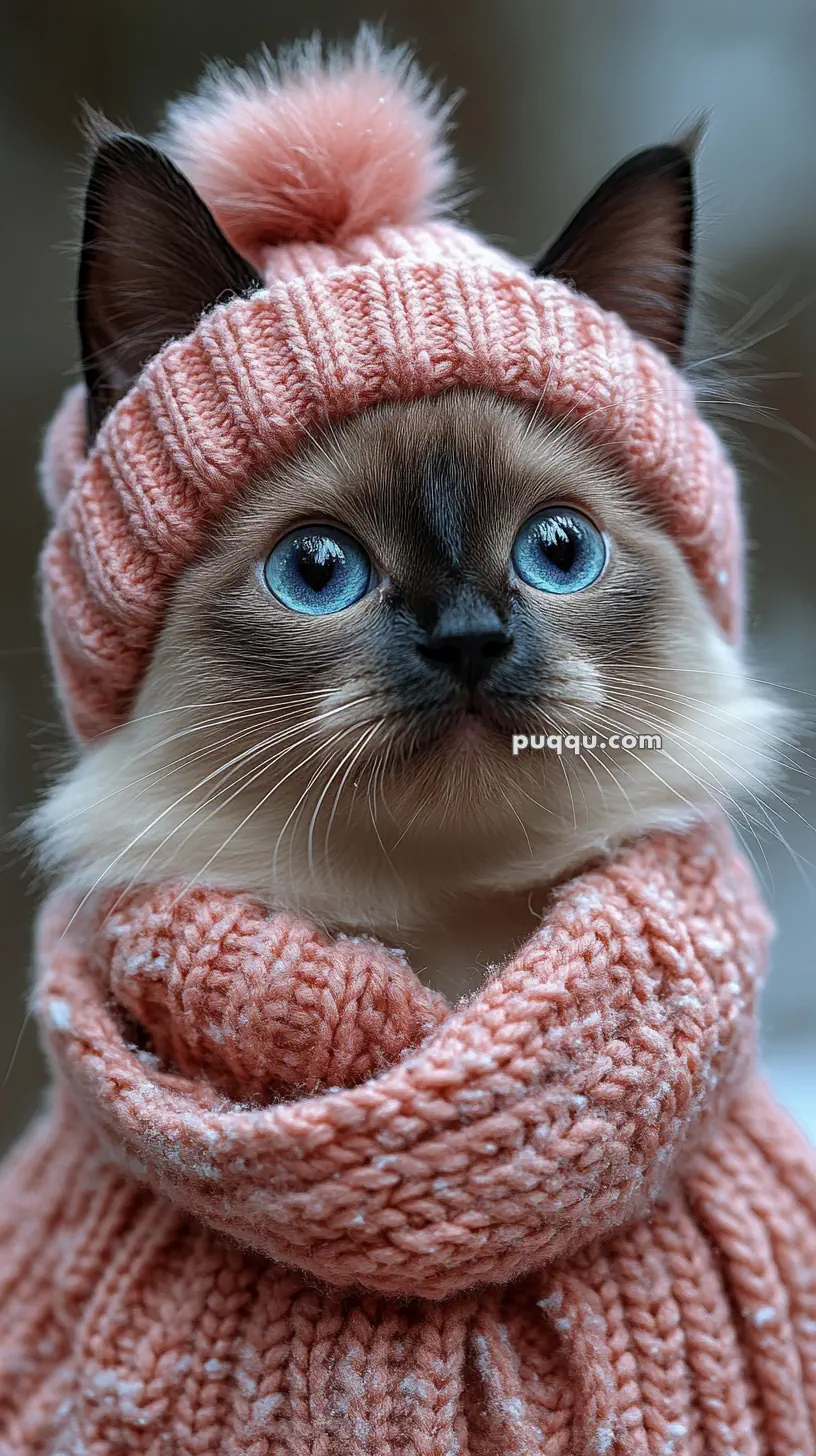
xmin=263 ymin=526 xmax=375 ymax=615
xmin=512 ymin=507 xmax=607 ymax=594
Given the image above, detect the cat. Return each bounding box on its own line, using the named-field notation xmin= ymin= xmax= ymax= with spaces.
xmin=33 ymin=120 xmax=782 ymax=999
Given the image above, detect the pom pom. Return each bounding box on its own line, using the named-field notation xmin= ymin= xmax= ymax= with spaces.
xmin=159 ymin=27 xmax=458 ymax=266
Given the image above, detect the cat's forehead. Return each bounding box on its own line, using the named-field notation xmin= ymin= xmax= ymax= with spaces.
xmin=345 ymin=415 xmax=515 ymax=581
xmin=325 ymin=393 xmax=583 ymax=522
xmin=232 ymin=392 xmax=626 ymax=562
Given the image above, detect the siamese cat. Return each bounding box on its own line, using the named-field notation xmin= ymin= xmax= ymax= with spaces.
xmin=35 ymin=129 xmax=780 ymax=998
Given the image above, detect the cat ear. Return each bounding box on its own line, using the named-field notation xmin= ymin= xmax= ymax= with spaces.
xmin=77 ymin=131 xmax=263 ymax=440
xmin=534 ymin=140 xmax=697 ymax=360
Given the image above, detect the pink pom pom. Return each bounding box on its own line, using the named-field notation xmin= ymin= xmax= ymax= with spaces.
xmin=160 ymin=28 xmax=458 ymax=266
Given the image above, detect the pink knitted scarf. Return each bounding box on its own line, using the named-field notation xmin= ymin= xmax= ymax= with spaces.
xmin=5 ymin=817 xmax=816 ymax=1453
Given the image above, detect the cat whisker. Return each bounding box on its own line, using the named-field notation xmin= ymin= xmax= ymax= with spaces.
xmin=54 ymin=730 xmax=289 ymax=940
xmin=593 ymin=696 xmax=815 ymax=892
xmin=553 ymin=747 xmax=579 ymax=832
xmin=180 ymin=720 xmax=373 ymax=904
xmin=38 ymin=714 xmax=300 ymax=833
xmin=305 ymin=722 xmax=378 ymax=875
xmin=109 ymin=685 xmax=331 ymax=731
xmin=278 ymin=739 xmax=364 ymax=889
xmin=267 ymin=723 xmax=368 ymax=887
xmin=577 ymin=703 xmax=711 ymax=824
xmin=496 ymin=785 xmax=533 ymax=858
xmin=594 ymin=661 xmax=816 ymax=703
xmin=687 ymin=289 xmax=816 ymax=373
xmin=39 ymin=695 xmax=375 ymax=833
xmin=57 ymin=697 xmax=377 ymax=931
xmin=125 ymin=704 xmax=382 ymax=910
xmin=321 ymin=722 xmax=382 ymax=867
xmin=118 ymin=726 xmax=331 ymax=900
xmin=366 ymin=743 xmax=396 ymax=868
xmin=98 ymin=721 xmax=341 ymax=918
xmin=588 ymin=699 xmax=777 ymax=874
xmin=603 ymin=680 xmax=815 ymax=775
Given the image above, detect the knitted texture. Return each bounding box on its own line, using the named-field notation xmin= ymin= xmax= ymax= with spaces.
xmin=4 ymin=818 xmax=816 ymax=1454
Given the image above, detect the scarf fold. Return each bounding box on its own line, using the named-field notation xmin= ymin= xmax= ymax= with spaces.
xmin=36 ymin=817 xmax=768 ymax=1299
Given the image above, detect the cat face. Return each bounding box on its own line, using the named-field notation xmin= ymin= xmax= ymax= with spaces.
xmin=172 ymin=393 xmax=656 ymax=759
xmin=36 ymin=389 xmax=780 ymax=933
xmin=149 ymin=390 xmax=708 ymax=809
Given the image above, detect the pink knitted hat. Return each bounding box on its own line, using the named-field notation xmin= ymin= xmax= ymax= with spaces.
xmin=40 ymin=34 xmax=743 ymax=742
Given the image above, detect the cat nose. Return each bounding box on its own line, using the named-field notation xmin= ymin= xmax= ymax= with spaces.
xmin=418 ymin=603 xmax=513 ymax=687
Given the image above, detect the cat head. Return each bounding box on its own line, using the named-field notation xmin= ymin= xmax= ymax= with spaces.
xmin=34 ymin=32 xmax=780 ymax=930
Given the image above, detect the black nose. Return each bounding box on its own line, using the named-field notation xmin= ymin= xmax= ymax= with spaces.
xmin=418 ymin=603 xmax=513 ymax=687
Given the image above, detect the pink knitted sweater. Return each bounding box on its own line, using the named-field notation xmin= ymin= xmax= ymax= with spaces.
xmin=3 ymin=34 xmax=816 ymax=1456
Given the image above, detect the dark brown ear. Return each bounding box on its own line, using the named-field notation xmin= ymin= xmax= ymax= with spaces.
xmin=78 ymin=132 xmax=263 ymax=441
xmin=534 ymin=142 xmax=696 ymax=360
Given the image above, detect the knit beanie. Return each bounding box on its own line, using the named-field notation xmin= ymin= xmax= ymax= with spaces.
xmin=38 ymin=31 xmax=743 ymax=743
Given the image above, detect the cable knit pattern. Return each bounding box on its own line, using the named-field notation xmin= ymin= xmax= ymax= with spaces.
xmin=102 ymin=885 xmax=449 ymax=1098
xmin=3 ymin=819 xmax=816 ymax=1453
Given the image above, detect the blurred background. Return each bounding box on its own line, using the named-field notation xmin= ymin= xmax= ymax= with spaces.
xmin=1 ymin=0 xmax=815 ymax=1155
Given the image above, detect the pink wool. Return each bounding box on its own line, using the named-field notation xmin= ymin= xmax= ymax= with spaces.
xmin=159 ymin=29 xmax=458 ymax=262
xmin=5 ymin=31 xmax=816 ymax=1456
